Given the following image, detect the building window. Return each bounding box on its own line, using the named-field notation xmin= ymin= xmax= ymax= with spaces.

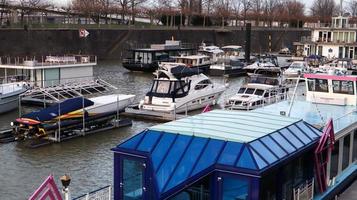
xmin=330 ymin=142 xmax=339 ymax=178
xmin=222 ymin=177 xmax=249 ymax=200
xmin=308 ymin=79 xmax=328 ymax=92
xmin=122 ymin=159 xmax=143 ymax=200
xmin=332 ymin=80 xmax=354 ymax=95
xmin=342 ymin=135 xmax=351 ymax=170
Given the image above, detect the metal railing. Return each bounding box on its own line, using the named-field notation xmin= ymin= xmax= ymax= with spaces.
xmin=0 ymin=55 xmax=97 ymax=66
xmin=73 ymin=185 xmax=111 ymax=200
xmin=293 ymin=179 xmax=314 ymax=200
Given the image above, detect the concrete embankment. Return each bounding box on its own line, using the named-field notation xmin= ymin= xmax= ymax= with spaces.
xmin=0 ymin=27 xmax=310 ymax=60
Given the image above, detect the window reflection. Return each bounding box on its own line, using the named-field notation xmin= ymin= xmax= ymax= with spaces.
xmin=222 ymin=177 xmax=249 ymax=200
xmin=123 ymin=159 xmax=143 ymax=200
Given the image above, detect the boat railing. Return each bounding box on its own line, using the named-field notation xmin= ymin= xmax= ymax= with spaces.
xmin=73 ymin=185 xmax=112 ymax=200
xmin=0 ymin=55 xmax=97 ymax=66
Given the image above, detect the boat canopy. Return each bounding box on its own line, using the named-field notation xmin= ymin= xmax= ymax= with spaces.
xmin=113 ymin=110 xmax=321 ymax=198
xmin=21 ymin=97 xmax=94 ymax=122
xmin=170 ymin=65 xmax=201 ymax=79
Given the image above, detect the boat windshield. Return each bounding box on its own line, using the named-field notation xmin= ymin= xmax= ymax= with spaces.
xmin=255 ymin=89 xmax=264 ymax=96
xmin=238 ymin=88 xmax=246 ymax=94
xmin=245 ymin=88 xmax=255 ymax=94
xmin=147 ymin=79 xmax=190 ymax=99
xmin=290 ymin=63 xmax=303 ymax=68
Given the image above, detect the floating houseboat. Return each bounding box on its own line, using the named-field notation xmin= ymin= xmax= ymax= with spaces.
xmin=122 ymin=40 xmax=195 ymax=72
xmin=171 ymin=55 xmax=212 ymax=72
xmin=198 ymin=45 xmax=224 ymax=63
xmin=113 ymin=73 xmax=357 ymax=200
xmin=283 ymin=61 xmax=310 ymax=78
xmin=0 ymin=55 xmax=116 ymax=105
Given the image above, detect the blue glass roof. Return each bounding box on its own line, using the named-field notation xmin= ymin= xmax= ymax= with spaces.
xmin=113 ymin=110 xmax=321 ymax=198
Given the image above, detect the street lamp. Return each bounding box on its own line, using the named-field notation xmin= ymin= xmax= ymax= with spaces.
xmin=60 ymin=174 xmax=71 ymax=200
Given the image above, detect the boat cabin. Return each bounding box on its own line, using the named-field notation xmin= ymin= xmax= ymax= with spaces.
xmin=127 ymin=41 xmax=195 ymax=65
xmin=221 ymin=45 xmax=243 ymax=56
xmin=0 ymin=55 xmax=97 ymax=87
xmin=113 ymin=110 xmax=322 ymax=200
xmin=174 ymin=55 xmax=211 ymax=68
xmin=304 ymin=73 xmax=357 ymax=106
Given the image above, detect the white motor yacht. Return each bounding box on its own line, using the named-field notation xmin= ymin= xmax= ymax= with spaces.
xmin=225 ymin=77 xmax=289 ymax=110
xmin=283 ymin=61 xmax=310 ymax=78
xmin=244 ymin=55 xmax=281 ymax=76
xmin=139 ymin=63 xmax=226 ymax=113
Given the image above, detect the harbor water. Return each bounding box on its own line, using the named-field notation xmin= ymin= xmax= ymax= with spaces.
xmin=0 ymin=61 xmax=249 ymax=199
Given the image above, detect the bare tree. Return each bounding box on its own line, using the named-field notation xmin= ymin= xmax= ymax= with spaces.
xmin=0 ymin=0 xmax=8 ymax=26
xmin=348 ymin=1 xmax=357 ymax=16
xmin=251 ymin=0 xmax=263 ymax=26
xmin=241 ymin=0 xmax=251 ymax=26
xmin=311 ymin=0 xmax=338 ymax=23
xmin=284 ymin=0 xmax=305 ymax=27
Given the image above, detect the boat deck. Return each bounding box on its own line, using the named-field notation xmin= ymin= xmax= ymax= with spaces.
xmin=313 ymin=163 xmax=357 ymax=200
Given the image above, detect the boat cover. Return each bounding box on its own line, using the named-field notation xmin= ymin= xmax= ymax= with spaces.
xmin=170 ymin=65 xmax=201 ymax=79
xmin=20 ymin=97 xmax=94 ymax=123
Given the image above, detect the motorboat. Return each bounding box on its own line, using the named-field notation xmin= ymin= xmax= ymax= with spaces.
xmin=172 ymin=55 xmax=212 ymax=72
xmin=0 ymin=82 xmax=28 ymax=114
xmin=244 ymin=54 xmax=282 ymax=77
xmin=198 ymin=44 xmax=224 ymax=63
xmin=122 ymin=40 xmax=195 ymax=72
xmin=209 ymin=58 xmax=247 ymax=77
xmin=225 ymin=76 xmax=289 ymax=110
xmin=13 ymin=94 xmax=135 ymax=140
xmin=283 ymin=61 xmax=310 ymax=78
xmin=139 ymin=63 xmax=226 ymax=113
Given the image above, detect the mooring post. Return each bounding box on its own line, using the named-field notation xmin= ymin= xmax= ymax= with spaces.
xmin=58 ymin=93 xmax=61 ymax=142
xmin=245 ymin=23 xmax=251 ymax=63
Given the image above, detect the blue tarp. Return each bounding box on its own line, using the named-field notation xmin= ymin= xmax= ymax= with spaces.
xmin=114 ymin=111 xmax=322 ymax=197
xmin=22 ymin=97 xmax=94 ymax=122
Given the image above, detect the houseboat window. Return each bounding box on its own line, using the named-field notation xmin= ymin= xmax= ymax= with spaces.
xmin=307 ymin=79 xmax=328 ymax=92
xmin=353 ymin=130 xmax=357 ymax=161
xmin=222 ymin=177 xmax=249 ymax=200
xmin=342 ymin=135 xmax=351 ymax=170
xmin=330 ymin=142 xmax=339 ymax=178
xmin=122 ymin=159 xmax=143 ymax=200
xmin=332 ymin=80 xmax=354 ymax=95
xmin=238 ymin=88 xmax=246 ymax=94
xmin=195 ymin=80 xmax=212 ymax=90
xmin=245 ymin=88 xmax=255 ymax=94
xmin=255 ymin=89 xmax=264 ymax=96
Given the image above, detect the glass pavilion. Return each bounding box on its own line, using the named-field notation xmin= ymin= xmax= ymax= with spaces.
xmin=112 ymin=110 xmax=323 ymax=200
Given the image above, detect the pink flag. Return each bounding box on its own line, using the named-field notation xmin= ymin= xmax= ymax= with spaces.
xmin=29 ymin=175 xmax=62 ymax=200
xmin=202 ymin=104 xmax=211 ymax=113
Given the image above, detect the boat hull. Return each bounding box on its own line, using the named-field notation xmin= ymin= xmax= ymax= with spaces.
xmin=209 ymin=68 xmax=247 ymax=77
xmin=122 ymin=62 xmax=158 ymax=72
xmin=141 ymin=88 xmax=225 ymax=113
xmin=0 ymin=88 xmax=27 ymax=114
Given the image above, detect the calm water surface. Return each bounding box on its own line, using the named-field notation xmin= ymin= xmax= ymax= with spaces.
xmin=0 ymin=61 xmax=251 ymax=199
